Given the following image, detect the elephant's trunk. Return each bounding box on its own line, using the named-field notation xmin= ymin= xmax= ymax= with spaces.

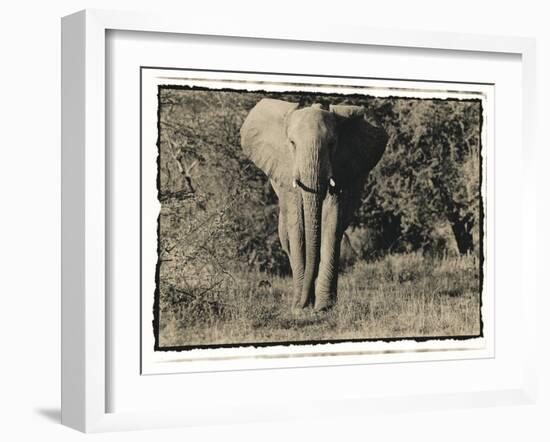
xmin=298 ymin=191 xmax=322 ymax=308
xmin=296 ymin=136 xmax=325 ymax=308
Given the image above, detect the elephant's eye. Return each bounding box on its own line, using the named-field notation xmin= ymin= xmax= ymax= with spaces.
xmin=289 ymin=140 xmax=296 ymax=151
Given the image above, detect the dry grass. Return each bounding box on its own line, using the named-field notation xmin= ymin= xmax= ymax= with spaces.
xmin=157 ymin=252 xmax=481 ymax=348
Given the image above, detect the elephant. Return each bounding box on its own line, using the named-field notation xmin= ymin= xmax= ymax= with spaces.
xmin=240 ymin=98 xmax=388 ymax=311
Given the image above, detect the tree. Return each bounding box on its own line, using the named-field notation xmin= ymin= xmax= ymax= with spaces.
xmin=355 ymin=98 xmax=482 ymax=256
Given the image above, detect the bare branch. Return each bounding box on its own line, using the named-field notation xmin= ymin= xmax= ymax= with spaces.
xmin=166 ymin=139 xmax=184 ymax=174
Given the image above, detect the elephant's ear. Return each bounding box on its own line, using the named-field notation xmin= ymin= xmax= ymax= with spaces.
xmin=330 ymin=104 xmax=388 ymax=190
xmin=240 ymin=98 xmax=299 ymax=188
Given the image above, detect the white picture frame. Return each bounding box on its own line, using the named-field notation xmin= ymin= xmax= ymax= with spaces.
xmin=61 ymin=9 xmax=537 ymax=433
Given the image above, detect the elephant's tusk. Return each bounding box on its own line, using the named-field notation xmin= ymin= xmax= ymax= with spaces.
xmin=329 ymin=178 xmax=336 ymax=188
xmin=292 ymin=179 xmax=298 ymax=189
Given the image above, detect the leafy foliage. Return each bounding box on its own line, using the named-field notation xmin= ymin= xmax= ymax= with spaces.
xmin=356 ymin=98 xmax=482 ymax=257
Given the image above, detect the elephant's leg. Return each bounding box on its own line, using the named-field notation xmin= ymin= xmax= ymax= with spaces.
xmin=286 ymin=191 xmax=306 ymax=309
xmin=278 ymin=206 xmax=290 ymax=257
xmin=315 ymin=186 xmax=364 ymax=309
xmin=314 ymin=193 xmax=342 ymax=310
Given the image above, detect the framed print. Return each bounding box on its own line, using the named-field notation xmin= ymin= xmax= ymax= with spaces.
xmin=140 ymin=68 xmax=493 ymax=375
xmin=61 ymin=9 xmax=537 ymax=432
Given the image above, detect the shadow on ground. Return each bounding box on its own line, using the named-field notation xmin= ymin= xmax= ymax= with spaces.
xmin=34 ymin=407 xmax=61 ymax=423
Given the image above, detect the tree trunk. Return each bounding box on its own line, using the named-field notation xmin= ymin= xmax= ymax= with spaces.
xmin=449 ymin=216 xmax=474 ymax=255
xmin=430 ymin=177 xmax=475 ymax=255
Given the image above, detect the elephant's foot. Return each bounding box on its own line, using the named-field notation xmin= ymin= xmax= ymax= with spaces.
xmin=291 ymin=297 xmax=312 ymax=311
xmin=313 ymin=292 xmax=336 ymax=311
xmin=291 ymin=304 xmax=325 ymax=318
xmin=291 ymin=305 xmax=307 ymax=316
xmin=291 ymin=284 xmax=335 ymax=311
xmin=292 ymin=287 xmax=315 ymax=310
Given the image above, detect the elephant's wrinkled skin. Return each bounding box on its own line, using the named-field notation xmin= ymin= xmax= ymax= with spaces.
xmin=241 ymin=99 xmax=388 ymax=311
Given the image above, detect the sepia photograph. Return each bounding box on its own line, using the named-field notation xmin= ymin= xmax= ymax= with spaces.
xmin=142 ymin=70 xmax=487 ymax=355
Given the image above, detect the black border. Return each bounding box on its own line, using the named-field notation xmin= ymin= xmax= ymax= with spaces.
xmin=140 ymin=67 xmax=486 ymax=353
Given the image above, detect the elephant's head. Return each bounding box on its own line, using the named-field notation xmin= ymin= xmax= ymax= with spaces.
xmin=240 ymin=98 xmax=387 ymax=308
